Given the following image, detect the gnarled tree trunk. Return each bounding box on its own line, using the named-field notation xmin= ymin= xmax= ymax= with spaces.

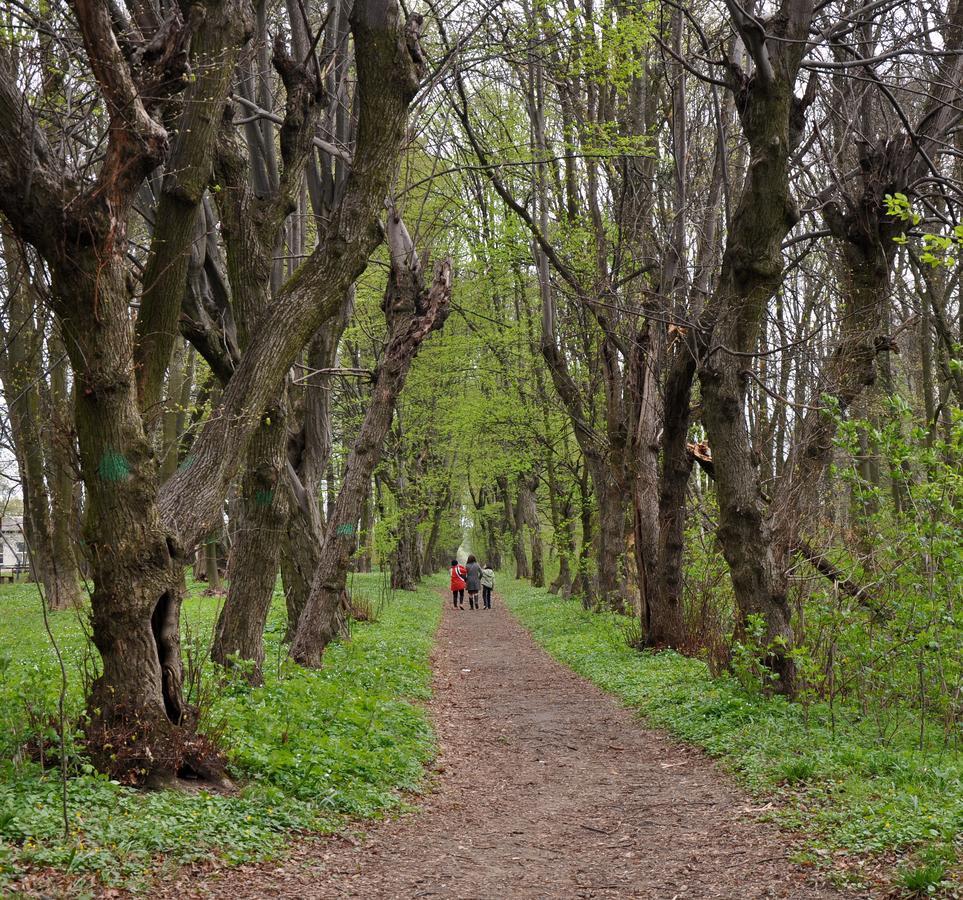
xmin=209 ymin=47 xmax=323 ymax=676
xmin=697 ymin=5 xmax=815 ymax=694
xmin=213 ymin=400 xmax=289 ymax=680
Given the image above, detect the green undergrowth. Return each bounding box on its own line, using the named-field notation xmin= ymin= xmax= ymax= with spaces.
xmin=502 ymin=579 xmax=962 ymax=894
xmin=0 ymin=573 xmax=441 ymax=892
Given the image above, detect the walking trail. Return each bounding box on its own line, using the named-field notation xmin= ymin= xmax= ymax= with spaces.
xmin=171 ymin=592 xmax=848 ymax=899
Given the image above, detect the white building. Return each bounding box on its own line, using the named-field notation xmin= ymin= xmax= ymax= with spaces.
xmin=0 ymin=516 xmax=28 ymax=573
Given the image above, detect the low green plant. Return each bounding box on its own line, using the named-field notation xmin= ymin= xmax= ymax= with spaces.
xmin=775 ymin=756 xmax=817 ymax=785
xmin=900 ymin=860 xmax=948 ymax=897
xmin=0 ymin=573 xmax=442 ymax=891
xmin=730 ymin=613 xmax=781 ymax=695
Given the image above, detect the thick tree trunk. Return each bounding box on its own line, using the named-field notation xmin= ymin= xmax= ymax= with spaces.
xmin=212 ymin=395 xmax=288 ymax=681
xmin=519 ymin=475 xmax=544 ymax=587
xmin=590 ymin=462 xmax=628 ymax=612
xmin=653 ymin=348 xmax=696 ymax=645
xmin=281 ymin=299 xmax=354 ymax=634
xmin=697 ymin=32 xmax=813 ymax=694
xmin=390 ymin=515 xmax=419 ymax=590
xmin=0 ymin=0 xmax=252 ymax=782
xmin=157 ymin=2 xmax=428 ymax=557
xmin=388 ymin=424 xmax=422 ymax=590
xmin=510 ymin=478 xmax=530 ymax=580
xmin=209 ymin=25 xmax=336 ymax=673
xmin=630 ymin=323 xmax=675 ymax=642
xmin=281 ymin=481 xmax=323 ymax=641
xmin=59 ymin=264 xmax=191 ymax=783
xmin=0 ymin=0 xmax=434 ymax=782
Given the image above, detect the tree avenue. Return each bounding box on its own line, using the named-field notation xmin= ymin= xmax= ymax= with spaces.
xmin=0 ymin=0 xmax=960 ymax=868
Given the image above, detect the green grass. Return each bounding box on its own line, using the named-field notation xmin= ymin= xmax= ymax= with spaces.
xmin=501 ymin=578 xmax=962 ymax=891
xmin=0 ymin=573 xmax=442 ymax=891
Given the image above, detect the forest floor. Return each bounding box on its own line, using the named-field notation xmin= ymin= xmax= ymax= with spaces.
xmin=157 ymin=592 xmax=852 ymax=900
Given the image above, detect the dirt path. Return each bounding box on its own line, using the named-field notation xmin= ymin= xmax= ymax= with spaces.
xmin=178 ymin=593 xmax=849 ymax=899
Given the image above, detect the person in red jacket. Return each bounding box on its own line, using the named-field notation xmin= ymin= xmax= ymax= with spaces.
xmin=449 ymin=559 xmax=467 ymax=609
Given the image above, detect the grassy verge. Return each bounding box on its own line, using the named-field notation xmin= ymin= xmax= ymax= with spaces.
xmin=0 ymin=573 xmax=441 ymax=892
xmin=502 ymin=579 xmax=962 ymax=895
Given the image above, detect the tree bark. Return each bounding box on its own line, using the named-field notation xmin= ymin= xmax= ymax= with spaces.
xmin=697 ymin=3 xmax=815 ymax=694
xmin=213 ymin=399 xmax=288 ymax=681
xmin=59 ymin=258 xmax=191 ymax=780
xmin=519 ymin=475 xmax=544 ymax=587
xmin=0 ymin=233 xmax=78 ymax=608
xmin=391 ymin=514 xmax=419 ymax=590
xmin=157 ymin=4 xmax=426 ymax=555
xmin=45 ymin=328 xmax=84 ymax=609
xmin=281 ymin=291 xmax=355 ymax=637
xmin=290 ymin=219 xmax=452 ymax=667
xmin=509 ymin=477 xmax=531 ymax=580
xmin=652 ymin=346 xmax=696 ymax=644
xmin=387 ymin=416 xmax=423 ymax=590
xmin=134 ymin=0 xmax=252 ymax=412
xmin=208 ymin=43 xmax=323 ymax=675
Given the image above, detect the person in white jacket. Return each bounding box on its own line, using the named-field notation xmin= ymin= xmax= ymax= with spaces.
xmin=480 ymin=563 xmax=495 ymax=609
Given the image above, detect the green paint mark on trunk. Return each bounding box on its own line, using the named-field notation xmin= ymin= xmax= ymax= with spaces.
xmin=178 ymin=453 xmax=196 ymax=472
xmin=335 ymin=523 xmax=355 ymax=536
xmin=254 ymin=489 xmax=275 ymax=507
xmin=98 ymin=451 xmax=131 ymax=482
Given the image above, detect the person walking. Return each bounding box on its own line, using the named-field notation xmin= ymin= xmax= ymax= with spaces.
xmin=450 ymin=559 xmax=467 ymax=609
xmin=464 ymin=555 xmax=483 ymax=610
xmin=480 ymin=562 xmax=495 ymax=609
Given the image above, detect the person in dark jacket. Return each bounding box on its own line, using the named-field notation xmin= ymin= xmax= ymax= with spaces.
xmin=464 ymin=555 xmax=483 ymax=610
